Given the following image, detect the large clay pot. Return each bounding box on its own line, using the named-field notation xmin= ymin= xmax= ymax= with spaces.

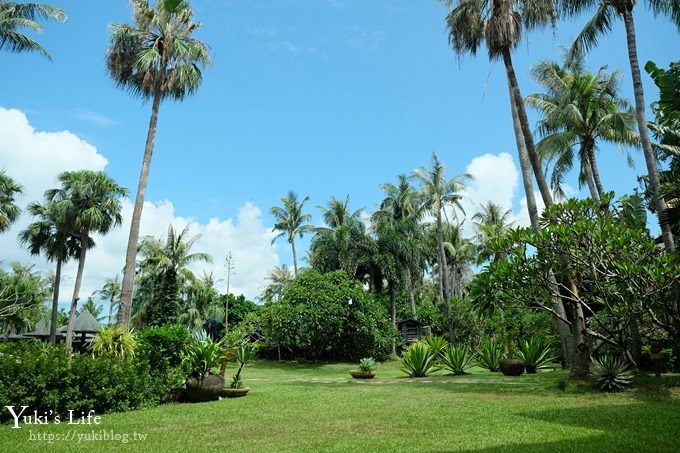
xmin=350 ymin=370 xmax=376 ymax=379
xmin=185 ymin=374 xmax=225 ymax=402
xmin=499 ymin=358 xmax=525 ymax=376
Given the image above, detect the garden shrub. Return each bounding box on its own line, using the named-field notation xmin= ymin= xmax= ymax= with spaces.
xmin=137 ymin=324 xmax=190 ymax=374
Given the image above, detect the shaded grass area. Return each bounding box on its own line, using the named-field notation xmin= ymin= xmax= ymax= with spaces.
xmin=1 ymin=360 xmax=679 ymax=452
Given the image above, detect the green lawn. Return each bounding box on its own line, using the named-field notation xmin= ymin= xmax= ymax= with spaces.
xmin=1 ymin=360 xmax=679 ymax=452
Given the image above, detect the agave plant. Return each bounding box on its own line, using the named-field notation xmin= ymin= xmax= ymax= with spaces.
xmin=441 ymin=345 xmax=475 ymax=375
xmin=590 ymin=355 xmax=635 ymax=392
xmin=90 ymin=326 xmax=137 ymax=360
xmin=359 ymin=357 xmax=376 ymax=372
xmin=401 ymin=342 xmax=440 ymax=378
xmin=184 ymin=336 xmax=226 ymax=378
xmin=516 ymin=337 xmax=555 ymax=373
xmin=424 ymin=335 xmax=449 ymax=357
xmin=230 ymin=344 xmax=256 ymax=389
xmin=476 ymin=338 xmax=503 ymax=372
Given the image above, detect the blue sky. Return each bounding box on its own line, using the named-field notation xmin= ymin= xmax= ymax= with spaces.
xmin=0 ymin=0 xmax=678 ymax=304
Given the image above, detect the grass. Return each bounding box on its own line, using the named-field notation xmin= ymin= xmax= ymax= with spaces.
xmin=1 ymin=360 xmax=679 ymax=452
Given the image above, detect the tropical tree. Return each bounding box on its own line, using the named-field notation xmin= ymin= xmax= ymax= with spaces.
xmin=562 ymin=0 xmax=680 ymax=251
xmin=0 ymin=262 xmax=48 ymax=339
xmin=0 ymin=1 xmax=65 ymax=59
xmin=109 ymin=0 xmax=212 ymax=327
xmin=18 ymin=198 xmax=87 ymax=344
xmin=77 ymin=296 xmax=105 ymax=322
xmin=413 ymin=152 xmax=470 ymax=303
xmin=0 ymin=169 xmax=22 ymax=233
xmin=136 ymin=224 xmax=211 ymax=327
xmin=98 ymin=275 xmax=121 ymax=326
xmin=526 ymin=53 xmax=639 ymax=200
xmin=179 ymin=272 xmax=221 ymax=334
xmin=46 ymin=170 xmax=126 ymax=353
xmin=271 ymin=191 xmax=314 ymax=277
xmin=473 ymin=201 xmax=514 ymax=265
xmin=260 ymin=265 xmax=293 ymax=303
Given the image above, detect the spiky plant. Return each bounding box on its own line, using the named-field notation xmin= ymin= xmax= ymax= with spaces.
xmin=401 ymin=342 xmax=441 ymax=378
xmin=476 ymin=338 xmax=503 ymax=372
xmin=590 ymin=354 xmax=635 ymax=392
xmin=516 ymin=337 xmax=556 ymax=373
xmin=441 ymin=345 xmax=476 ymax=375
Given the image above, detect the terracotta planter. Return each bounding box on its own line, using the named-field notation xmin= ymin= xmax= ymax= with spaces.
xmin=499 ymin=358 xmax=525 ymax=376
xmin=221 ymin=387 xmax=250 ymax=398
xmin=350 ymin=370 xmax=376 ymax=379
xmin=185 ymin=374 xmax=225 ymax=402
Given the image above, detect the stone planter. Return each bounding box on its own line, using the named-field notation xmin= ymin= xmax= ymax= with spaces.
xmin=350 ymin=370 xmax=376 ymax=379
xmin=221 ymin=387 xmax=250 ymax=398
xmin=185 ymin=374 xmax=225 ymax=402
xmin=499 ymin=358 xmax=525 ymax=376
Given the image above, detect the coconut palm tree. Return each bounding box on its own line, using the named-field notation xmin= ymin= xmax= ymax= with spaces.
xmin=0 ymin=1 xmax=65 ymax=59
xmin=136 ymin=224 xmax=212 ymax=327
xmin=472 ymin=201 xmax=514 ymax=265
xmin=413 ymin=152 xmax=470 ymax=303
xmin=0 ymin=169 xmax=22 ymax=233
xmin=561 ymin=0 xmax=679 ymax=251
xmin=526 ymin=53 xmax=639 ymax=200
xmin=46 ymin=170 xmax=127 ymax=353
xmin=18 ymin=198 xmax=89 ymax=344
xmin=271 ymin=191 xmax=314 ymax=277
xmin=260 ymin=265 xmax=293 ymax=303
xmin=109 ymin=0 xmax=212 ymax=327
xmin=443 ymin=0 xmax=558 ymax=209
xmin=77 ymin=296 xmax=105 ymax=322
xmin=98 ymin=275 xmax=121 ymax=326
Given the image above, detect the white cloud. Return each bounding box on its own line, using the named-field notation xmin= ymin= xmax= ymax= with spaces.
xmin=0 ymin=107 xmax=278 ymax=312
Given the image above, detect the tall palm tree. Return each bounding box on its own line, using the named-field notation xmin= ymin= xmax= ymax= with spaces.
xmin=562 ymin=0 xmax=679 ymax=251
xmin=109 ymin=0 xmax=212 ymax=327
xmin=46 ymin=170 xmax=127 ymax=353
xmin=18 ymin=198 xmax=88 ymax=344
xmin=77 ymin=296 xmax=105 ymax=322
xmin=260 ymin=265 xmax=293 ymax=302
xmin=413 ymin=152 xmax=470 ymax=303
xmin=0 ymin=1 xmax=65 ymax=59
xmin=137 ymin=224 xmax=211 ymax=326
xmin=443 ymin=0 xmax=558 ymax=209
xmin=0 ymin=169 xmax=22 ymax=233
xmin=527 ymin=53 xmax=639 ymax=200
xmin=271 ymin=191 xmax=314 ymax=277
xmin=472 ymin=201 xmax=514 ymax=265
xmin=98 ymin=275 xmax=121 ymax=326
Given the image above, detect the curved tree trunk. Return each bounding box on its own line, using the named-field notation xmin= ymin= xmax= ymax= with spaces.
xmin=586 ymin=143 xmax=605 ymax=200
xmin=65 ymin=231 xmax=89 ymax=354
xmin=291 ymin=237 xmax=299 ymax=277
xmin=622 ymin=8 xmax=675 ymax=252
xmin=406 ymin=267 xmax=417 ymax=316
xmin=502 ymin=46 xmax=554 ymax=208
xmin=49 ymin=258 xmax=62 ymax=345
xmin=118 ymin=89 xmax=164 ymax=327
xmin=436 ymin=208 xmax=450 ymax=301
xmin=584 ymin=158 xmax=600 ymax=202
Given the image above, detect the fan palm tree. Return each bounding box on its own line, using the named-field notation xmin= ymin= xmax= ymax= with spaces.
xmin=18 ymin=198 xmax=89 ymax=344
xmin=443 ymin=0 xmax=558 ymax=211
xmin=561 ymin=0 xmax=680 ymax=251
xmin=109 ymin=0 xmax=212 ymax=327
xmin=271 ymin=191 xmax=314 ymax=277
xmin=413 ymin=152 xmax=470 ymax=303
xmin=472 ymin=201 xmax=514 ymax=265
xmin=46 ymin=170 xmax=127 ymax=353
xmin=137 ymin=224 xmax=212 ymax=326
xmin=0 ymin=169 xmax=22 ymax=233
xmin=526 ymin=53 xmax=639 ymax=200
xmin=98 ymin=275 xmax=121 ymax=326
xmin=0 ymin=1 xmax=65 ymax=59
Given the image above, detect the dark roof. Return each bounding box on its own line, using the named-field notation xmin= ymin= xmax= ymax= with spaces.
xmin=25 ymin=318 xmax=51 ymax=337
xmin=397 ymin=318 xmax=424 ymax=327
xmin=70 ymin=309 xmax=102 ymax=333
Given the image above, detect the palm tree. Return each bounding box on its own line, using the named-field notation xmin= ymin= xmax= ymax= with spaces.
xmin=77 ymin=296 xmax=105 ymax=322
xmin=137 ymin=224 xmax=211 ymax=326
xmin=0 ymin=1 xmax=65 ymax=59
xmin=18 ymin=198 xmax=88 ymax=344
xmin=472 ymin=201 xmax=514 ymax=265
xmin=98 ymin=275 xmax=121 ymax=326
xmin=0 ymin=169 xmax=22 ymax=232
xmin=413 ymin=152 xmax=470 ymax=303
xmin=562 ymin=0 xmax=679 ymax=251
xmin=46 ymin=170 xmax=127 ymax=353
xmin=443 ymin=0 xmax=558 ymax=209
xmin=526 ymin=53 xmax=638 ymax=200
xmin=109 ymin=0 xmax=212 ymax=327
xmin=271 ymin=191 xmax=314 ymax=277
xmin=260 ymin=265 xmax=294 ymax=303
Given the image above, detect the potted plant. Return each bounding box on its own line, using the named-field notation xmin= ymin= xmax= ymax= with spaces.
xmin=184 ymin=336 xmax=228 ymax=402
xmin=499 ymin=342 xmax=525 ymax=377
xmin=350 ymin=357 xmax=377 ymax=379
xmin=222 ymin=344 xmax=256 ymax=397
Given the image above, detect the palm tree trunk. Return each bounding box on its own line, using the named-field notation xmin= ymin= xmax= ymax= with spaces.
xmin=108 ymin=295 xmax=114 ymax=326
xmin=390 ymin=282 xmax=397 ymax=356
xmin=291 ymin=238 xmax=299 ymax=277
xmin=584 ymin=158 xmax=600 ymax=202
xmin=622 ymin=8 xmax=675 ymax=252
xmin=118 ymin=89 xmax=164 ymax=327
xmin=585 ymin=141 xmax=605 ymax=200
xmin=510 ymin=79 xmax=574 ymax=368
xmin=65 ymin=231 xmax=89 ymax=353
xmin=570 ymin=285 xmax=589 ymax=377
xmin=49 ymin=258 xmax=62 ymax=345
xmin=502 ymin=46 xmax=554 ymax=208
xmin=436 ymin=209 xmax=450 ymax=301
xmin=406 ymin=267 xmax=417 ymax=316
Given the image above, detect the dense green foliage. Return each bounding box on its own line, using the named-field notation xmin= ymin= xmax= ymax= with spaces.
xmin=517 ymin=337 xmax=556 ymax=373
xmin=476 ymin=338 xmax=503 ymax=372
xmin=441 ymin=344 xmax=476 ymax=375
xmin=401 ymin=341 xmax=441 ymax=377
